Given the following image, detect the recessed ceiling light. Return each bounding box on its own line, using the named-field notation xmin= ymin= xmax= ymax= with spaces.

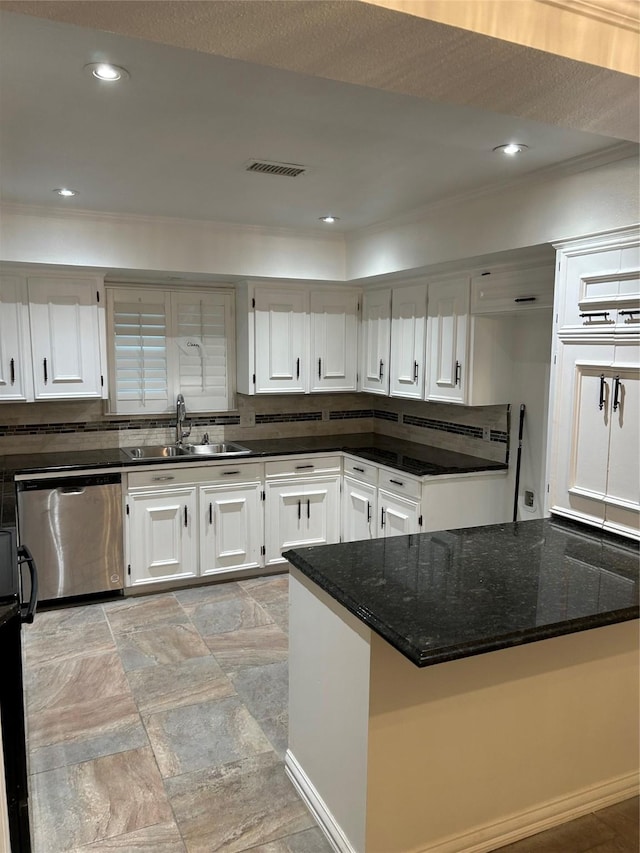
xmin=493 ymin=143 xmax=529 ymax=156
xmin=53 ymin=188 xmax=78 ymax=197
xmin=84 ymin=62 xmax=129 ymax=82
xmin=319 ymin=215 xmax=340 ymax=223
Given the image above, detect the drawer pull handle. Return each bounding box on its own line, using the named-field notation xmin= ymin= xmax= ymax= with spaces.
xmin=222 ymin=470 xmax=240 ymax=476
xmin=295 ymin=464 xmax=314 ymax=470
xmin=209 ymin=502 xmax=213 ymax=525
xmin=381 ymin=507 xmax=385 ymax=528
xmin=613 ymin=375 xmax=621 ymax=412
xmin=184 ymin=505 xmax=188 ymax=527
xmin=152 ymin=475 xmax=175 ymax=481
xmin=455 ymin=360 xmax=461 ymax=386
xmin=389 ymin=478 xmax=404 ymax=487
xmin=43 ymin=357 xmax=48 ymax=384
xmin=580 ymin=311 xmax=610 ymax=322
xmin=353 ymin=466 xmax=365 ymax=473
xmin=413 ymin=360 xmax=419 ymax=381
xmin=298 ymin=499 xmax=301 ymax=521
xmin=296 ymin=357 xmax=300 ymax=380
xmin=379 ymin=359 xmax=384 ymax=379
xmin=307 ymin=498 xmax=310 ymax=519
xmin=10 ymin=357 xmax=15 ymax=385
xmin=318 ymin=357 xmax=322 ymax=379
xmin=514 ymin=296 xmax=537 ymax=303
xmin=599 ymin=374 xmax=606 ymax=411
xmin=619 ymin=309 xmax=640 ymax=319
xmin=367 ymin=501 xmax=372 ymax=523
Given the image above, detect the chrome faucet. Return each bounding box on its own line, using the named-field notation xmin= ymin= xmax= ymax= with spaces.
xmin=175 ymin=394 xmax=191 ymax=446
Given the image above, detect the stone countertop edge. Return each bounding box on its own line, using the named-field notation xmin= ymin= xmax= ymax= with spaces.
xmin=1 ymin=434 xmax=508 ymax=478
xmin=282 ymin=530 xmax=640 ymax=670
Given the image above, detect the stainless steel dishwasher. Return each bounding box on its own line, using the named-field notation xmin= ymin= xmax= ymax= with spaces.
xmin=16 ymin=473 xmax=123 ymax=601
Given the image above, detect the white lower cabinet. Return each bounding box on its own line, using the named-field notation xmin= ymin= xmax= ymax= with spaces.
xmin=200 ymin=482 xmax=264 ymax=575
xmin=265 ymin=476 xmax=341 ymax=566
xmin=342 ymin=476 xmax=377 ymax=542
xmin=127 ymin=486 xmax=198 ymax=586
xmin=379 ymin=489 xmax=421 ymax=537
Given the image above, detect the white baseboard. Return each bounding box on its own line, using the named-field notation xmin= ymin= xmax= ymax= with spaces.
xmin=285 ymin=749 xmax=358 ymax=853
xmin=285 ymin=750 xmax=637 ymax=853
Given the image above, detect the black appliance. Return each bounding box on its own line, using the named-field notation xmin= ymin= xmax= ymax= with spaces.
xmin=0 ymin=528 xmax=37 ymax=853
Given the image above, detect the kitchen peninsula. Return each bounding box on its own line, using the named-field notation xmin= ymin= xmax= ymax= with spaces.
xmin=284 ymin=519 xmax=639 ymax=853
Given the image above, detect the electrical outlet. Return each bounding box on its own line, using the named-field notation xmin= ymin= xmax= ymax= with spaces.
xmin=482 ymin=427 xmax=490 ymax=441
xmin=524 ymin=490 xmax=535 ymax=508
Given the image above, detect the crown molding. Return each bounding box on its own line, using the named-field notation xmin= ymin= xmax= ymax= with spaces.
xmin=0 ymin=202 xmax=346 ymax=244
xmin=536 ymin=0 xmax=640 ymax=32
xmin=352 ymin=142 xmax=639 ymax=237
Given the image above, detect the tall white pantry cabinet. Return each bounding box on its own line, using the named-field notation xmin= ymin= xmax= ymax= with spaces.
xmin=547 ymin=227 xmax=640 ymax=540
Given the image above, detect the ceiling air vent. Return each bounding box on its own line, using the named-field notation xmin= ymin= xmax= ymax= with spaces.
xmin=245 ymin=159 xmax=307 ymax=178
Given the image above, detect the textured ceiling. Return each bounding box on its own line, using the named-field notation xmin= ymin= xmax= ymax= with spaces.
xmin=2 ymin=0 xmax=638 ymax=141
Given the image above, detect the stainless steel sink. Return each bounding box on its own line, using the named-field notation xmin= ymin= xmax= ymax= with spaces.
xmin=122 ymin=441 xmax=252 ymax=460
xmin=122 ymin=445 xmax=186 ymax=460
xmin=181 ymin=442 xmax=252 ymax=457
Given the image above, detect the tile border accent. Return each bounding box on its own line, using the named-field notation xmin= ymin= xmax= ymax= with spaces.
xmin=255 ymin=412 xmax=322 ymax=424
xmin=329 ymin=410 xmax=374 ymax=420
xmin=0 ymin=415 xmax=240 ymax=437
xmin=403 ymin=414 xmax=507 ymax=444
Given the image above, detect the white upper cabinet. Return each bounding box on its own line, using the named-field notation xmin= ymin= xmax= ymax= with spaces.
xmin=236 ymin=282 xmax=361 ymax=395
xmin=107 ymin=286 xmax=234 ymax=414
xmin=470 ymin=266 xmax=554 ymax=315
xmin=254 ymin=287 xmax=308 ymax=394
xmin=0 ymin=275 xmax=32 ymax=402
xmin=27 ymin=275 xmax=105 ymax=400
xmin=309 ymin=289 xmax=359 ymax=392
xmin=389 ymin=283 xmax=427 ymax=400
xmin=425 ymin=277 xmax=469 ymax=404
xmin=360 ymin=289 xmax=391 ymax=395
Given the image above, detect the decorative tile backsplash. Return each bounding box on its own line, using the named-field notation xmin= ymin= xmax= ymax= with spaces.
xmin=0 ymin=393 xmax=510 ymax=461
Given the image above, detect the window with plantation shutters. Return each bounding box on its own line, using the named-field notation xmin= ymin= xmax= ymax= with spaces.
xmin=108 ymin=289 xmax=171 ymax=414
xmin=106 ymin=286 xmax=234 ymax=414
xmin=172 ymin=291 xmax=233 ymax=412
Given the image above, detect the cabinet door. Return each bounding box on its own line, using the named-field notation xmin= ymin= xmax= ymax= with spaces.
xmin=426 ymin=278 xmax=469 ymax=404
xmin=172 ymin=291 xmax=234 ymax=412
xmin=342 ymin=476 xmax=377 ymax=542
xmin=309 ymin=290 xmax=359 ymax=392
xmin=200 ymin=482 xmax=264 ymax=574
xmin=379 ymin=489 xmax=421 ymax=537
xmin=604 ymin=349 xmax=639 ymax=538
xmin=390 ymin=284 xmax=427 ymax=400
xmin=360 ymin=289 xmax=391 ymax=395
xmin=127 ymin=487 xmax=197 ymax=586
xmin=28 ymin=277 xmax=103 ymax=400
xmin=549 ymin=341 xmax=614 ymax=528
xmin=265 ymin=476 xmax=340 ymax=565
xmin=0 ymin=276 xmax=32 ymax=402
xmin=254 ymin=288 xmax=307 ymax=393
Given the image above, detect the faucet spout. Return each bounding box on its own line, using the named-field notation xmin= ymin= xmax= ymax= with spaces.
xmin=175 ymin=394 xmax=191 ymax=445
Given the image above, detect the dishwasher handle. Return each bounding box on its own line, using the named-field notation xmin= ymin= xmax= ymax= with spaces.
xmin=17 ymin=545 xmax=38 ymax=624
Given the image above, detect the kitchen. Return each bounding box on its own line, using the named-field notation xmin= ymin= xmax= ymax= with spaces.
xmin=0 ymin=2 xmax=638 ymax=851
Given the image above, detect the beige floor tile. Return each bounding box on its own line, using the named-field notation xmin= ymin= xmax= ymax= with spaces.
xmin=69 ymin=820 xmax=186 ymax=852
xmin=105 ymin=594 xmax=188 ymax=634
xmin=26 ymin=651 xmax=130 ymax=713
xmin=204 ymin=623 xmax=288 ymax=672
xmin=31 ymin=747 xmax=173 ymax=852
xmin=185 ymin=596 xmax=273 ymax=637
xmin=165 ymin=752 xmax=314 ymax=853
xmin=23 ymin=620 xmax=116 ymax=667
xmin=127 ymin=655 xmax=235 ymax=715
xmin=115 ymin=623 xmax=212 ymax=672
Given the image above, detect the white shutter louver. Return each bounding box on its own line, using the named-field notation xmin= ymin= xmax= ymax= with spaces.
xmin=173 ymin=292 xmax=232 ymax=412
xmin=108 ymin=289 xmax=171 ymax=413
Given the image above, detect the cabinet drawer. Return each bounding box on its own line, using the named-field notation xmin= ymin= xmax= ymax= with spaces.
xmin=265 ymin=455 xmax=341 ymax=478
xmin=471 ymin=268 xmax=553 ymax=315
xmin=128 ymin=461 xmax=263 ymax=489
xmin=343 ymin=455 xmax=378 ymax=485
xmin=378 ymin=468 xmax=421 ymax=500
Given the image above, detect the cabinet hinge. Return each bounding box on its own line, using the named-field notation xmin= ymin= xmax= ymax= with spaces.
xmin=418 ymin=515 xmax=423 ymax=527
xmin=126 ymin=504 xmax=130 ymax=515
xmin=251 ymin=297 xmax=255 ymax=309
xmin=96 ymin=290 xmax=100 ymax=303
xmin=127 ymin=564 xmax=131 ymax=576
xmin=260 ymin=545 xmax=266 ymax=556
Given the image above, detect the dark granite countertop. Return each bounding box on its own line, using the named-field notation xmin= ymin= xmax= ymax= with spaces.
xmin=0 ymin=433 xmax=506 ymax=478
xmin=283 ymin=517 xmax=639 ymax=668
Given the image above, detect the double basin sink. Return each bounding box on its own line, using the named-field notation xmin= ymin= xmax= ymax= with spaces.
xmin=123 ymin=441 xmax=252 ymax=460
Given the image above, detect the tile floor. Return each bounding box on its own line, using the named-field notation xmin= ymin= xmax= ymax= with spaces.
xmin=22 ymin=575 xmax=638 ymax=853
